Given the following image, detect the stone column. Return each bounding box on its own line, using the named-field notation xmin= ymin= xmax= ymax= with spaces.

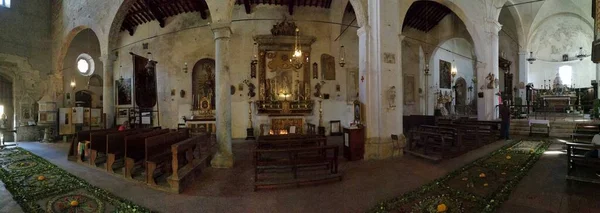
xmin=210 ymin=23 xmax=234 ymax=168
xmin=100 ymin=54 xmax=115 ymax=128
xmin=596 ymin=64 xmax=600 ymax=99
xmin=478 ymin=19 xmax=502 ymax=121
xmin=518 ymin=51 xmax=529 ymax=100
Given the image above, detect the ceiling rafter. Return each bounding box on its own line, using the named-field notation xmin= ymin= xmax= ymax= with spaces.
xmin=120 ymin=0 xmax=209 ymax=35
xmin=402 ymin=1 xmax=451 ymax=32
xmin=236 ymin=0 xmax=331 ymax=15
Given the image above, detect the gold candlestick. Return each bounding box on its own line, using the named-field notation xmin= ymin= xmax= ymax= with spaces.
xmin=248 ymin=101 xmax=253 ymax=128
xmin=318 ymin=99 xmax=323 ymax=127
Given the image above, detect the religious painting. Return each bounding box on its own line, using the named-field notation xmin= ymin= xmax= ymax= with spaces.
xmin=346 ymin=68 xmax=359 ymax=102
xmin=312 ymin=62 xmax=318 ymax=79
xmin=116 ymin=78 xmax=132 ymax=105
xmin=20 ymin=103 xmax=31 ymax=120
xmin=403 ymin=75 xmax=415 ymax=105
xmin=321 ymin=54 xmax=336 ymax=80
xmin=192 ymin=58 xmax=216 ymax=110
xmin=133 ymin=54 xmax=157 ymax=108
xmin=265 ymin=51 xmax=298 ymax=98
xmin=439 ymin=60 xmax=452 ymax=89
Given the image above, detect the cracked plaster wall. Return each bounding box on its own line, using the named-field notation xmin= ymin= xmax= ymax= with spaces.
xmin=0 ymin=0 xmax=53 ymax=127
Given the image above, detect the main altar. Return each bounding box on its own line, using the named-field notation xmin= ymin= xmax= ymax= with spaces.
xmin=531 ymin=73 xmax=579 ymax=112
xmin=254 ymin=20 xmax=317 ymax=135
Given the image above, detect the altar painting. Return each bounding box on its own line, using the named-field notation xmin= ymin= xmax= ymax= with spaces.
xmin=192 ymin=59 xmax=216 ymax=110
xmin=439 ymin=60 xmax=451 ymax=89
xmin=265 ymin=51 xmax=304 ymax=100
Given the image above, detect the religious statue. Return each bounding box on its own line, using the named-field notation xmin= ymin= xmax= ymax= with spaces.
xmin=387 ymin=86 xmax=396 ymax=109
xmin=314 ymin=83 xmax=322 ymax=98
xmin=243 ymin=80 xmax=256 ymax=98
xmin=485 ymin=73 xmax=496 ymax=89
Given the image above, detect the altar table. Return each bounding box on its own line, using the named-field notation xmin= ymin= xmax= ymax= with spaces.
xmin=528 ymin=119 xmax=550 ymax=137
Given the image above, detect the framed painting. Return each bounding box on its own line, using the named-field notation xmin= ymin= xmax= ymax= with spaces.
xmin=403 ymin=74 xmax=416 ymax=105
xmin=439 ymin=60 xmax=451 ymax=89
xmin=116 ymin=78 xmax=132 ymax=105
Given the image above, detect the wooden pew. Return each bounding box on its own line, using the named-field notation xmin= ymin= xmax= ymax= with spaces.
xmin=254 ymin=145 xmax=341 ymax=191
xmin=123 ymin=129 xmax=170 ymax=178
xmin=407 ymin=125 xmax=463 ymax=160
xmin=256 ymin=137 xmax=327 ymax=149
xmin=68 ymin=128 xmax=116 ymax=161
xmin=167 ymin=133 xmax=216 ymax=193
xmin=145 ymin=130 xmax=189 ymax=186
xmin=571 ymin=123 xmax=600 ymax=144
xmin=566 ymin=142 xmax=600 ymax=184
xmin=88 ymin=129 xmax=129 ymax=166
xmin=105 ymin=128 xmax=155 ymax=173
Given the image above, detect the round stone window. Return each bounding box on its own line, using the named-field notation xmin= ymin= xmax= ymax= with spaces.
xmin=76 ymin=53 xmax=94 ymax=76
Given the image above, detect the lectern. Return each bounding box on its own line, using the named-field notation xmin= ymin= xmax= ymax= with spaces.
xmin=343 ymin=127 xmax=365 ymax=161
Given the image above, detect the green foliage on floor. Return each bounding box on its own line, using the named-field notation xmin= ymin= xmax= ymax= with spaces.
xmin=368 ymin=139 xmax=551 ymax=213
xmin=0 ymin=148 xmax=154 ymax=213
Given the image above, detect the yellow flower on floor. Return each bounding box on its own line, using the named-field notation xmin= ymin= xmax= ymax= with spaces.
xmin=479 ymin=173 xmax=486 ymax=178
xmin=37 ymin=175 xmax=45 ymax=181
xmin=437 ymin=203 xmax=448 ymax=212
xmin=461 ymin=177 xmax=468 ymax=181
xmin=483 ymin=183 xmax=489 ymax=187
xmin=506 ymin=155 xmax=512 ymax=160
xmin=70 ymin=200 xmax=79 ymax=207
xmin=501 ymin=172 xmax=506 ymax=175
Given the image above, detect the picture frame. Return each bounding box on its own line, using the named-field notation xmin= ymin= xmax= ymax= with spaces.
xmin=353 ymin=100 xmax=361 ymax=125
xmin=403 ymin=74 xmax=416 ymax=105
xmin=329 ymin=120 xmax=342 ymax=136
xmin=312 ymin=62 xmax=318 ymax=79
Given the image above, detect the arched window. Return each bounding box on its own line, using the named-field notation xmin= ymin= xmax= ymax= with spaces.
xmin=1 ymin=0 xmax=10 ymax=8
xmin=558 ymin=65 xmax=572 ymax=86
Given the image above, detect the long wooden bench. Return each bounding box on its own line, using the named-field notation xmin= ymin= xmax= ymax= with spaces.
xmin=571 ymin=123 xmax=600 ymax=144
xmin=167 ymin=133 xmax=216 ymax=193
xmin=145 ymin=130 xmax=189 ymax=186
xmin=105 ymin=129 xmax=156 ymax=173
xmin=566 ymin=142 xmax=600 ymax=184
xmin=254 ymin=145 xmax=341 ymax=191
xmin=68 ymin=128 xmax=117 ymax=161
xmin=123 ymin=129 xmax=170 ymax=178
xmin=256 ymin=137 xmax=327 ymax=149
xmin=88 ymin=129 xmax=127 ymax=165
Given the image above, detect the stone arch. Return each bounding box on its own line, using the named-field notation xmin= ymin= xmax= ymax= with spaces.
xmin=429 ymin=38 xmax=475 ymax=70
xmin=497 ymin=0 xmax=526 ymax=50
xmin=399 ymin=0 xmax=485 ymax=69
xmin=56 ymin=26 xmax=92 ymax=76
xmin=348 ymin=0 xmax=367 ymax=28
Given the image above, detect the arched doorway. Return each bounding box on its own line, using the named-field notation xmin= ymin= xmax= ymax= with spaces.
xmin=75 ymin=90 xmax=93 ymax=107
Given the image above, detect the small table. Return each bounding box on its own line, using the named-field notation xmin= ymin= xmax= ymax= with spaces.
xmin=529 ymin=119 xmax=550 ymax=137
xmin=0 ymin=129 xmax=17 ymax=149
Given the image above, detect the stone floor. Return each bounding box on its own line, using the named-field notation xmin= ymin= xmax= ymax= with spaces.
xmin=0 ymin=137 xmax=598 ymax=213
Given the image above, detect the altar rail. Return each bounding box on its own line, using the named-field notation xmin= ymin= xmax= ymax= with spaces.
xmin=495 ymin=104 xmax=594 ymax=121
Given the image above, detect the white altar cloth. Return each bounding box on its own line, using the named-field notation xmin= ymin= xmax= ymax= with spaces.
xmin=529 ymin=119 xmax=550 ymax=127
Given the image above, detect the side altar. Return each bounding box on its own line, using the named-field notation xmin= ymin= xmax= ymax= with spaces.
xmin=253 ymin=20 xmax=318 ymax=135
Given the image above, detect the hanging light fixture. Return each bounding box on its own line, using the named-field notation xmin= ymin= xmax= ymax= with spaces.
xmin=576 ymin=47 xmax=589 ymax=61
xmin=290 ymin=28 xmax=303 ymax=69
xmin=252 ymin=42 xmax=258 ymax=64
xmin=339 ymin=45 xmax=346 ymax=67
xmin=526 ymin=51 xmax=536 ymax=64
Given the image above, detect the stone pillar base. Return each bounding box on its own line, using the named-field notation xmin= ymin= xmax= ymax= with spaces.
xmin=364 ymin=135 xmax=406 ymax=160
xmin=210 ymin=152 xmax=234 ymax=168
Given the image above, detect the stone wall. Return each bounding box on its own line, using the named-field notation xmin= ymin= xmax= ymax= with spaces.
xmin=0 ymin=0 xmax=53 ymax=127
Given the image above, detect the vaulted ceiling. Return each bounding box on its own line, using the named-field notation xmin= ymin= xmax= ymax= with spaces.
xmin=120 ymin=0 xmax=210 ymax=36
xmin=235 ymin=0 xmax=333 ymax=15
xmin=402 ymin=1 xmax=451 ymax=32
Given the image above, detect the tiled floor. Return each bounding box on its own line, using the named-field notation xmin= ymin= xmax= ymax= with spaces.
xmin=0 ymin=137 xmax=598 ymax=213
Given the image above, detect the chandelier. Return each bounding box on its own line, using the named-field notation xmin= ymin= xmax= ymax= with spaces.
xmin=526 ymin=51 xmax=536 ymax=64
xmin=290 ymin=28 xmax=303 ymax=69
xmin=576 ymin=47 xmax=589 ymax=61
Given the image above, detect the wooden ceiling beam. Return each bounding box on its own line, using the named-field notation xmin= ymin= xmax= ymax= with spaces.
xmin=288 ymin=0 xmax=295 ymax=15
xmin=199 ymin=0 xmax=208 ymax=19
xmin=144 ymin=0 xmax=166 ymax=27
xmin=243 ymin=0 xmax=252 ymax=14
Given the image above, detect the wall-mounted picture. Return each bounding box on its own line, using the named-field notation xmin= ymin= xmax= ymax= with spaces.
xmin=404 ymin=74 xmax=415 ymax=105
xmin=439 ymin=59 xmax=452 ymax=89
xmin=116 ymin=78 xmax=132 ymax=105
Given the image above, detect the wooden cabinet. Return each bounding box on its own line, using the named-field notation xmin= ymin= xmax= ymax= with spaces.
xmin=343 ymin=127 xmax=365 ymax=161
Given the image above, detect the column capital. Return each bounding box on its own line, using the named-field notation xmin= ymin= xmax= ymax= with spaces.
xmin=211 ymin=22 xmax=232 ymax=40
xmin=357 ymin=25 xmax=370 ymax=37
xmin=484 ymin=18 xmax=502 ymax=34
xmin=99 ymin=53 xmax=116 ymax=63
xmin=518 ymin=51 xmax=528 ymax=56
